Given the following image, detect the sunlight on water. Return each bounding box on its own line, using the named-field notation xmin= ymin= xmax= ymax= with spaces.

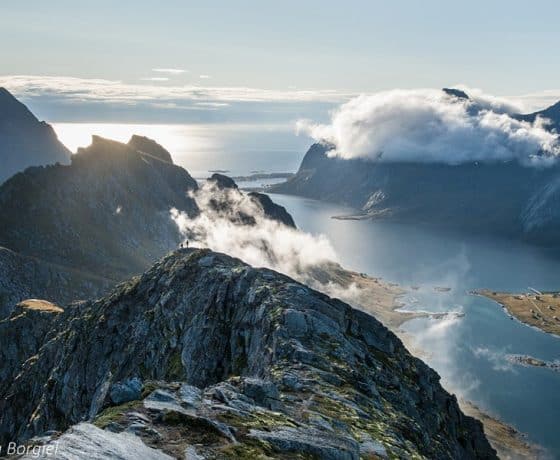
xmin=53 ymin=123 xmax=309 ymax=178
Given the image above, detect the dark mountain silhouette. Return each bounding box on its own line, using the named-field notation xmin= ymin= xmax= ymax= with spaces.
xmin=0 ymin=87 xmax=71 ymax=184
xmin=515 ymin=100 xmax=560 ymax=132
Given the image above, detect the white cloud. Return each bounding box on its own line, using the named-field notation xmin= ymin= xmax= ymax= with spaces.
xmin=297 ymin=88 xmax=560 ymax=166
xmin=171 ymin=182 xmax=337 ymax=280
xmin=194 ymin=102 xmax=229 ymax=107
xmin=0 ymin=74 xmax=353 ymax=106
xmin=152 ymin=68 xmax=187 ymax=74
xmin=199 ymin=75 xmax=211 ymax=79
xmin=472 ymin=347 xmax=515 ymax=372
xmin=141 ymin=77 xmax=169 ymax=82
xmin=508 ymin=89 xmax=560 ymax=113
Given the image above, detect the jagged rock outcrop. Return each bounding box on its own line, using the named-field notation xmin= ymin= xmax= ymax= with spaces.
xmin=0 ymin=87 xmax=71 ymax=184
xmin=208 ymin=172 xmax=239 ymax=190
xmin=0 ymin=249 xmax=496 ymax=459
xmin=203 ymin=174 xmax=296 ymax=228
xmin=127 ymin=135 xmax=174 ymax=164
xmin=248 ymin=191 xmax=296 ymax=228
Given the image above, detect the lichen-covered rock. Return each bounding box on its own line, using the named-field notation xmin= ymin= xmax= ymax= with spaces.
xmin=109 ymin=378 xmax=143 ymax=405
xmin=0 ymin=249 xmax=496 ymax=459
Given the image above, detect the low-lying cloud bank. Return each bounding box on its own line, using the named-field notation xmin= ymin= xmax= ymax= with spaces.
xmin=171 ymin=182 xmax=337 ymax=280
xmin=297 ymin=88 xmax=560 ymax=166
xmin=0 ymin=75 xmax=351 ymax=105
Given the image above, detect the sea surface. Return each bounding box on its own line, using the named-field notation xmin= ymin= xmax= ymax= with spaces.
xmin=53 ymin=123 xmax=560 ymax=456
xmin=269 ymin=193 xmax=560 ymax=458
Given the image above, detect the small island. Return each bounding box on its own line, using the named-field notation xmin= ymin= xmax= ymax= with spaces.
xmin=476 ymin=289 xmax=560 ymax=336
xmin=507 ymin=354 xmax=560 ymax=372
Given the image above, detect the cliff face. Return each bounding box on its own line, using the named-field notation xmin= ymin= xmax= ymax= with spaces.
xmin=0 ymin=88 xmax=71 ymax=184
xmin=0 ymin=249 xmax=496 ymax=459
xmin=272 ymin=142 xmax=560 ymax=245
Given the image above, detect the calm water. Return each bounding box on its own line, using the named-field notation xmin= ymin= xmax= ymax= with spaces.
xmin=270 ymin=193 xmax=560 ymax=458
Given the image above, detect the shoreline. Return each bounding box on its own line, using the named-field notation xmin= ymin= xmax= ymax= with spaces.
xmin=315 ymin=268 xmax=547 ymax=459
xmin=460 ymin=401 xmax=547 ymax=460
xmin=475 ymin=289 xmax=560 ymax=338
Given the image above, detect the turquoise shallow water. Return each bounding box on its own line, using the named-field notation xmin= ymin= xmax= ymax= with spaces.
xmin=269 ymin=193 xmax=560 ymax=458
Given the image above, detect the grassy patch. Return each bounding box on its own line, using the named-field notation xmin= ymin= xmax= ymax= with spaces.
xmin=93 ymin=400 xmax=142 ymax=428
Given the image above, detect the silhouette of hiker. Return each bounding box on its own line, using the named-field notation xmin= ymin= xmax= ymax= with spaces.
xmin=186 ymin=240 xmax=189 ymax=248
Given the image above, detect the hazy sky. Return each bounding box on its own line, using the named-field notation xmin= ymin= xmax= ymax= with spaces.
xmin=2 ymin=0 xmax=560 ymax=122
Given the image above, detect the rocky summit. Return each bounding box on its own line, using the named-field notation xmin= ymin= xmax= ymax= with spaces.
xmin=0 ymin=249 xmax=496 ymax=459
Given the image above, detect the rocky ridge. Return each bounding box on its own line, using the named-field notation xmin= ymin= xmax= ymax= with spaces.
xmin=0 ymin=249 xmax=496 ymax=459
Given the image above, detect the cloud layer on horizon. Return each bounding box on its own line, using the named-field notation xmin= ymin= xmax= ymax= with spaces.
xmin=297 ymin=88 xmax=560 ymax=166
xmin=0 ymin=74 xmax=351 ymax=105
xmin=3 ymin=74 xmax=560 ymax=128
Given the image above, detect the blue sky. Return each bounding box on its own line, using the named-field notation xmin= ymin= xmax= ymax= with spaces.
xmin=2 ymin=0 xmax=560 ymax=122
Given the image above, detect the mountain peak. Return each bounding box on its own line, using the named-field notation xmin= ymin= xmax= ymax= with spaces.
xmin=128 ymin=134 xmax=174 ymax=164
xmin=442 ymin=87 xmax=470 ymax=100
xmin=0 ymin=87 xmax=39 ymax=124
xmin=208 ymin=172 xmax=238 ymax=189
xmin=0 ymin=88 xmax=71 ymax=184
xmin=0 ymin=86 xmax=14 ymax=99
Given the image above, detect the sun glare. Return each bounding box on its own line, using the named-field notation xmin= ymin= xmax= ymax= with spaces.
xmin=52 ymin=123 xmax=198 ymax=154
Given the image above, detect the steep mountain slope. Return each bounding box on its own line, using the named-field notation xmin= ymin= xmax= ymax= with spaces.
xmin=0 ymin=135 xmax=199 ymax=281
xmin=273 ymin=100 xmax=560 ymax=244
xmin=274 ymin=142 xmax=560 ymax=237
xmin=0 ymin=249 xmax=496 ymax=459
xmin=515 ymin=100 xmax=560 ymax=133
xmin=0 ymin=87 xmax=71 ymax=184
xmin=0 ymin=246 xmax=113 ymax=319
